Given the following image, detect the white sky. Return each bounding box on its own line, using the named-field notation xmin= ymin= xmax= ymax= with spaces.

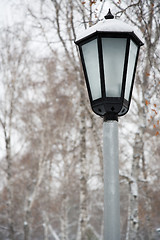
xmin=0 ymin=0 xmax=112 ymax=27
xmin=0 ymin=0 xmax=25 ymax=27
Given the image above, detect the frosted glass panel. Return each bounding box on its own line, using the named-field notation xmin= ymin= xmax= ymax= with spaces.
xmin=125 ymin=40 xmax=138 ymax=101
xmin=82 ymin=39 xmax=101 ymax=100
xmin=102 ymin=38 xmax=127 ymax=97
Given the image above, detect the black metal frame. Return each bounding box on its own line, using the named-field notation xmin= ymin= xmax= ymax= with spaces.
xmin=75 ymin=30 xmax=143 ymax=119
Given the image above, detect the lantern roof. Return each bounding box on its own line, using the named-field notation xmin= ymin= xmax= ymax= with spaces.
xmin=76 ymin=17 xmax=143 ymax=45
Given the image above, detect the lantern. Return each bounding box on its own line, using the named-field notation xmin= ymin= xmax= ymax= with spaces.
xmin=75 ymin=9 xmax=144 ymax=120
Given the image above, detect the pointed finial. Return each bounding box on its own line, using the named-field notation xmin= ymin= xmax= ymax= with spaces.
xmin=104 ymin=9 xmax=114 ymax=20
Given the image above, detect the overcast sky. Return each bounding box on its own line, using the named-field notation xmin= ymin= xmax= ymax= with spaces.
xmin=0 ymin=0 xmax=113 ymax=27
xmin=0 ymin=0 xmax=26 ymax=27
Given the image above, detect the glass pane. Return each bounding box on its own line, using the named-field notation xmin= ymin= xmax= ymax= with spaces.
xmin=82 ymin=39 xmax=101 ymax=100
xmin=102 ymin=38 xmax=127 ymax=97
xmin=125 ymin=40 xmax=138 ymax=101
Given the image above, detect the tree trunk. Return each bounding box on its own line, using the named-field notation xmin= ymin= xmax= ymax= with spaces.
xmin=24 ymin=198 xmax=31 ymax=240
xmin=5 ymin=134 xmax=15 ymax=240
xmin=42 ymin=211 xmax=50 ymax=240
xmin=43 ymin=223 xmax=49 ymax=240
xmin=77 ymin=86 xmax=88 ymax=240
xmin=24 ymin=220 xmax=30 ymax=240
xmin=126 ymin=133 xmax=141 ymax=240
xmin=61 ymin=195 xmax=68 ymax=240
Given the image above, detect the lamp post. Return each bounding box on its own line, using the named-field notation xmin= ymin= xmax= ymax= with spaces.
xmin=75 ymin=9 xmax=143 ymax=240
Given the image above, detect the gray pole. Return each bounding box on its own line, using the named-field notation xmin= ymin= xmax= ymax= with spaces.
xmin=103 ymin=120 xmax=120 ymax=240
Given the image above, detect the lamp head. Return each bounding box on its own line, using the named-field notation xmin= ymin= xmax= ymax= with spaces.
xmin=75 ymin=10 xmax=144 ymax=120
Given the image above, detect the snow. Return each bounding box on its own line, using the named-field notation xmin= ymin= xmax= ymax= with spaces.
xmin=76 ymin=19 xmax=143 ymax=44
xmin=131 ymin=180 xmax=138 ymax=197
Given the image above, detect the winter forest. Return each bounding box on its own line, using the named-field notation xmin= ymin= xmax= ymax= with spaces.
xmin=0 ymin=0 xmax=159 ymax=240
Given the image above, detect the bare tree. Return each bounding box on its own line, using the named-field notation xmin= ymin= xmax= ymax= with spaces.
xmin=0 ymin=24 xmax=32 ymax=240
xmin=112 ymin=0 xmax=160 ymax=238
xmin=26 ymin=1 xmax=105 ymax=239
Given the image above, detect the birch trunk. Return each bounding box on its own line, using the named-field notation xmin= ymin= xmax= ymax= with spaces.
xmin=1 ymin=108 xmax=15 ymax=240
xmin=23 ymin=126 xmax=48 ymax=240
xmin=61 ymin=195 xmax=68 ymax=240
xmin=141 ymin=141 xmax=152 ymax=240
xmin=23 ymin=161 xmax=45 ymax=240
xmin=6 ymin=135 xmax=15 ymax=240
xmin=76 ymin=86 xmax=88 ymax=240
xmin=126 ymin=133 xmax=141 ymax=240
xmin=24 ymin=199 xmax=32 ymax=240
xmin=43 ymin=223 xmax=49 ymax=240
xmin=42 ymin=212 xmax=49 ymax=240
xmin=24 ymin=219 xmax=30 ymax=240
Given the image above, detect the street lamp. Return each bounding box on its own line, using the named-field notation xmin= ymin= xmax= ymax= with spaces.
xmin=75 ymin=9 xmax=143 ymax=120
xmin=75 ymin=9 xmax=143 ymax=240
